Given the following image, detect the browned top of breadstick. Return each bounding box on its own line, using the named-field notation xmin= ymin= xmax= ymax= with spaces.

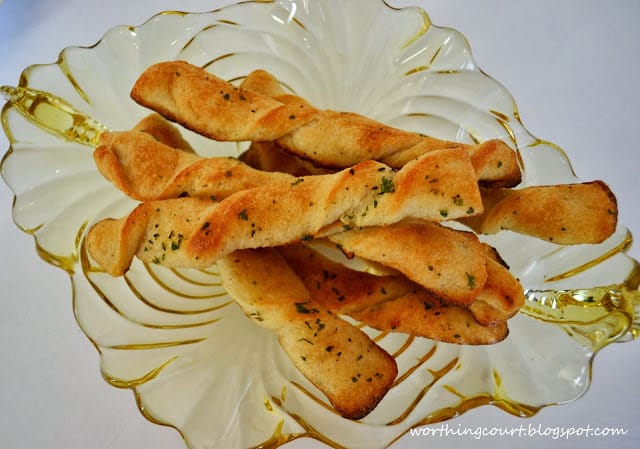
xmin=131 ymin=60 xmax=318 ymax=142
xmin=218 ymin=248 xmax=397 ymax=419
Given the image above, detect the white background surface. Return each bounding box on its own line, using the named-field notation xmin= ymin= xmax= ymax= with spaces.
xmin=0 ymin=1 xmax=639 ymax=448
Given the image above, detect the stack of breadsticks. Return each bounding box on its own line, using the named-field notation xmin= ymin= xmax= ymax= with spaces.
xmin=85 ymin=61 xmax=618 ymax=419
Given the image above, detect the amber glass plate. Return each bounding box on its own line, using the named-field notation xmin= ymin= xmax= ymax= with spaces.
xmin=1 ymin=1 xmax=638 ymax=448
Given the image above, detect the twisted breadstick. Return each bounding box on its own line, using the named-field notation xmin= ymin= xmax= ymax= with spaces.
xmin=461 ymin=182 xmax=618 ymax=244
xmin=278 ymin=245 xmax=509 ymax=345
xmin=86 ymin=147 xmax=482 ymax=276
xmin=328 ymin=221 xmax=488 ymax=306
xmin=95 ymin=130 xmax=293 ymax=201
xmin=131 ymin=61 xmax=521 ymax=186
xmin=240 ymin=68 xmax=522 ymax=187
xmin=218 ymin=248 xmax=397 ymax=419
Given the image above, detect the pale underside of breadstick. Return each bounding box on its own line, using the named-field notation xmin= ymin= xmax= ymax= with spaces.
xmin=217 ymin=248 xmax=398 ymax=419
xmin=467 ymin=245 xmax=525 ymax=325
xmin=240 ymin=141 xmax=330 ymax=176
xmin=460 ymin=182 xmax=618 ymax=244
xmin=132 ymin=112 xmax=195 ymax=153
xmin=131 ymin=61 xmax=521 ymax=187
xmin=278 ymin=245 xmax=509 ymax=345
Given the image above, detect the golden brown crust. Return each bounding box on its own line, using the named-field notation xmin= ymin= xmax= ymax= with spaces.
xmin=86 ymin=197 xmax=211 ymax=276
xmin=275 ymin=109 xmax=426 ymax=166
xmin=94 ymin=130 xmax=293 ymax=201
xmin=241 ymin=68 xmax=521 ymax=187
xmin=131 ymin=61 xmax=318 ymax=142
xmin=247 ymin=68 xmax=522 ymax=187
xmin=327 ymin=221 xmax=487 ymax=306
xmin=217 ymin=248 xmax=397 ymax=419
xmin=461 ymin=181 xmax=618 ymax=244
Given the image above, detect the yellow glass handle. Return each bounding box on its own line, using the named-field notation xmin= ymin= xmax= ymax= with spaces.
xmin=1 ymin=85 xmax=107 ymax=146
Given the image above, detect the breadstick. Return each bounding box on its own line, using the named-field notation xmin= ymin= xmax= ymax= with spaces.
xmin=239 ymin=69 xmax=311 ymax=107
xmin=278 ymin=245 xmax=509 ymax=345
xmin=131 ymin=61 xmax=521 ymax=186
xmin=327 ymin=221 xmax=488 ymax=306
xmin=218 ymin=248 xmax=397 ymax=419
xmin=460 ymin=182 xmax=618 ymax=244
xmin=94 ymin=130 xmax=293 ymax=201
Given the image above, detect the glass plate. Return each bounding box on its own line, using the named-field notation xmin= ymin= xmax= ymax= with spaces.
xmin=1 ymin=1 xmax=638 ymax=448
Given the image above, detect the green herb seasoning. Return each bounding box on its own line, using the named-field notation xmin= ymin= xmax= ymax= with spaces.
xmin=466 ymin=272 xmax=476 ymax=289
xmin=379 ymin=177 xmax=395 ymax=194
xmin=295 ymin=301 xmax=318 ymax=314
